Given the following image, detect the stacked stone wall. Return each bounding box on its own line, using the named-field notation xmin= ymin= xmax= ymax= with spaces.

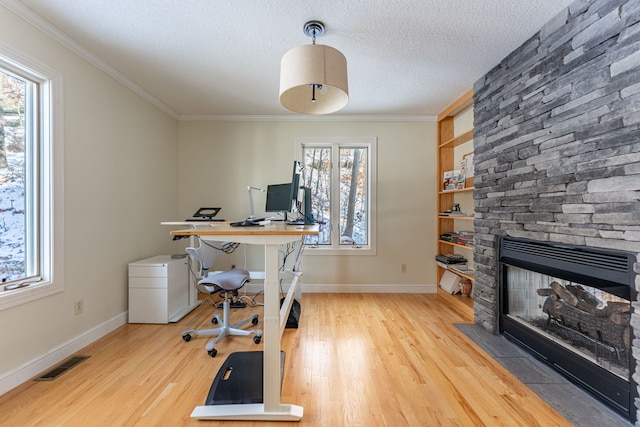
xmin=472 ymin=0 xmax=640 ymax=417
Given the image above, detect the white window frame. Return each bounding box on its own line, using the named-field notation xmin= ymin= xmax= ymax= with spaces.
xmin=296 ymin=137 xmax=376 ymax=256
xmin=0 ymin=43 xmax=64 ymax=310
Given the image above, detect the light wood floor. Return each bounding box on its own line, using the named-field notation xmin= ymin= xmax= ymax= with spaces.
xmin=0 ymin=291 xmax=573 ymax=426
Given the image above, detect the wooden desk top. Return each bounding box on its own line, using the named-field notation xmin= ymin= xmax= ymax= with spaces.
xmin=168 ymin=222 xmax=319 ymax=237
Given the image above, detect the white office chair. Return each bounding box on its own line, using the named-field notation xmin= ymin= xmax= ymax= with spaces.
xmin=181 ymin=238 xmax=262 ymax=357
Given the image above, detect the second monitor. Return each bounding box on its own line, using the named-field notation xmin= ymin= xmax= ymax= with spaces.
xmin=265 ymin=183 xmax=292 ymax=217
xmin=265 ymin=182 xmax=313 ymax=224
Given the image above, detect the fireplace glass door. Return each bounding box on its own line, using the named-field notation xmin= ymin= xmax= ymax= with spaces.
xmin=505 ymin=265 xmax=630 ymax=380
xmin=499 ymin=236 xmax=636 ymax=420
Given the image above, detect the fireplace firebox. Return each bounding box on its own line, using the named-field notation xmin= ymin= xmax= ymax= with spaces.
xmin=498 ymin=237 xmax=637 ymax=421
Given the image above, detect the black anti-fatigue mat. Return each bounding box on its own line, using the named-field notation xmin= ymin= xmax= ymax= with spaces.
xmin=205 ymin=351 xmax=285 ymax=405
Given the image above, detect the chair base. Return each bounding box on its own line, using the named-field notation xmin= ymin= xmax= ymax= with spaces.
xmin=182 ymin=297 xmax=262 ymax=357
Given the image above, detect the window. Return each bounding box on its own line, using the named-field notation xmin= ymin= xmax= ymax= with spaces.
xmin=0 ymin=44 xmax=63 ymax=309
xmin=297 ymin=137 xmax=376 ymax=255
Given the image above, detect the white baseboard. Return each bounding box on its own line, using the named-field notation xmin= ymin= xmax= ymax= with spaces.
xmin=244 ymin=282 xmax=437 ymax=294
xmin=0 ymin=312 xmax=127 ymax=396
xmin=302 ymin=283 xmax=437 ymax=293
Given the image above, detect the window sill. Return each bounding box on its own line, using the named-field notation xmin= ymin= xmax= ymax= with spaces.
xmin=0 ymin=281 xmax=63 ymax=311
xmin=303 ymin=246 xmax=376 ymax=256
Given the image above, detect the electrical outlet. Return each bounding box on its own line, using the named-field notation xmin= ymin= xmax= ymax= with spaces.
xmin=74 ymin=299 xmax=84 ymax=315
xmin=401 ymin=264 xmax=407 ymax=273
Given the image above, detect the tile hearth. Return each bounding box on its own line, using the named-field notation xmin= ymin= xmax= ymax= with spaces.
xmin=456 ymin=323 xmax=631 ymax=427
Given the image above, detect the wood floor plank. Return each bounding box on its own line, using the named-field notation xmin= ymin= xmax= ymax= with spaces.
xmin=0 ymin=292 xmax=572 ymax=426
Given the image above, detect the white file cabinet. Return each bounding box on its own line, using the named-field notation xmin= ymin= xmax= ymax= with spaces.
xmin=128 ymin=255 xmax=189 ymax=324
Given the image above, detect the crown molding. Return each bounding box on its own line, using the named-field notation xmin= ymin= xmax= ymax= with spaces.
xmin=1 ymin=1 xmax=436 ymax=124
xmin=179 ymin=114 xmax=437 ymax=122
xmin=0 ymin=0 xmax=179 ymax=119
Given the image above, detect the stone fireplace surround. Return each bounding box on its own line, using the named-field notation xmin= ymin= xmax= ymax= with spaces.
xmin=471 ymin=0 xmax=640 ymax=421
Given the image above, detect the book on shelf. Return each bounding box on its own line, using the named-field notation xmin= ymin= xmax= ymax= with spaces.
xmin=443 ymin=169 xmax=465 ymax=191
xmin=440 ymin=270 xmax=462 ymax=295
xmin=450 ymin=265 xmax=474 ymax=276
xmin=445 ymin=231 xmax=474 ymax=247
xmin=461 ymin=153 xmax=475 ymax=188
xmin=435 ymin=254 xmax=467 ymax=264
xmin=439 ymin=211 xmax=469 ymax=217
xmin=436 ymin=261 xmax=449 ymax=269
xmin=440 ymin=270 xmax=461 ymax=294
xmin=438 ymin=262 xmax=472 ymax=273
xmin=462 ymin=153 xmax=474 ymax=178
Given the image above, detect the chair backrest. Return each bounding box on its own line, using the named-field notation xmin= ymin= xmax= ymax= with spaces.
xmin=186 ymin=239 xmax=228 ymax=278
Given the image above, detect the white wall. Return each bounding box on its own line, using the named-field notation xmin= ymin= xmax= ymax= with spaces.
xmin=0 ymin=6 xmax=181 ymax=387
xmin=0 ymin=2 xmax=440 ymax=394
xmin=177 ymin=119 xmax=437 ymax=289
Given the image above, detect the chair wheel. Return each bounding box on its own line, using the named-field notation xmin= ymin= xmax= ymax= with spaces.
xmin=208 ymin=348 xmax=217 ymax=357
xmin=212 ymin=317 xmax=218 ymax=325
xmin=253 ymin=336 xmax=261 ymax=344
xmin=182 ymin=334 xmax=192 ymax=342
xmin=252 ymin=317 xmax=259 ymax=325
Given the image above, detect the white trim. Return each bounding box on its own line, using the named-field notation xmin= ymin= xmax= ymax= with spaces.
xmin=179 ymin=114 xmax=437 ymax=122
xmin=297 ymin=137 xmax=377 ymax=255
xmin=0 ymin=0 xmax=178 ymax=119
xmin=0 ymin=1 xmax=437 ymax=123
xmin=0 ymin=42 xmax=65 ymax=310
xmin=302 ymin=283 xmax=436 ymax=293
xmin=244 ymin=282 xmax=436 ymax=294
xmin=0 ymin=312 xmax=127 ymax=396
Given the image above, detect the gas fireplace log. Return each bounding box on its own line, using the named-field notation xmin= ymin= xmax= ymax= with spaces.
xmin=542 ymin=297 xmax=630 ymax=348
xmin=549 ymin=281 xmax=606 ymax=314
xmin=536 ymin=288 xmax=555 ymax=297
xmin=609 ymin=311 xmax=630 ymax=327
xmin=606 ymin=301 xmax=630 ymax=314
xmin=550 ymin=281 xmax=578 ymax=306
xmin=595 ymin=302 xmax=629 ymax=320
xmin=566 ymin=284 xmax=602 ymax=313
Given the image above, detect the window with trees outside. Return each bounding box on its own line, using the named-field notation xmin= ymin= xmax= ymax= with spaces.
xmin=297 ymin=137 xmax=376 ymax=255
xmin=0 ymin=46 xmax=63 ymax=310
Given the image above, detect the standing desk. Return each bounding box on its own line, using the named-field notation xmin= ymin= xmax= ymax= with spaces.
xmin=169 ymin=222 xmax=318 ymax=421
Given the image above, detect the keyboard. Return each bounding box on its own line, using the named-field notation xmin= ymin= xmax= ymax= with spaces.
xmin=230 ymin=220 xmax=263 ymax=227
xmin=185 ymin=218 xmax=225 ymax=222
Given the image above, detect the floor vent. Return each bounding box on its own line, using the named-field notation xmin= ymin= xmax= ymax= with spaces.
xmin=34 ymin=355 xmax=90 ymax=381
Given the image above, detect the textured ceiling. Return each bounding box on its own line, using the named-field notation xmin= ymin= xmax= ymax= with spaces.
xmin=4 ymin=0 xmax=573 ymax=118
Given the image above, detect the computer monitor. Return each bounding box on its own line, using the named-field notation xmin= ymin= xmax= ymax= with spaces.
xmin=289 ymin=160 xmax=302 ymax=213
xmin=283 ymin=161 xmax=314 ymax=224
xmin=265 ymin=183 xmax=292 ymax=215
xmin=300 ymin=186 xmax=313 ymax=224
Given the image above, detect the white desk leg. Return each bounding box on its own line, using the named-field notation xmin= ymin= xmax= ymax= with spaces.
xmin=190 ymin=241 xmax=303 ymax=421
xmin=263 ymin=243 xmax=281 ymax=412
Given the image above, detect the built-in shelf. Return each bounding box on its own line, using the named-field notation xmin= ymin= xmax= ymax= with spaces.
xmin=439 ymin=129 xmax=474 ymax=149
xmin=439 ymin=186 xmax=475 ymax=195
xmin=450 ymin=270 xmax=475 ymax=282
xmin=439 ymin=240 xmax=474 ymax=250
xmin=438 ymin=215 xmax=474 ymax=220
xmin=436 ymin=90 xmax=475 ymax=293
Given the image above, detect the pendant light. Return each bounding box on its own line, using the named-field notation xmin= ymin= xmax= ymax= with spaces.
xmin=279 ymin=21 xmax=349 ymax=114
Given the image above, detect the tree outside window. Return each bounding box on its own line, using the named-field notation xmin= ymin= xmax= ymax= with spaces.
xmin=0 ymin=46 xmax=63 ymax=310
xmin=297 ymin=137 xmax=376 ymax=255
xmin=0 ymin=69 xmax=28 ymax=282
